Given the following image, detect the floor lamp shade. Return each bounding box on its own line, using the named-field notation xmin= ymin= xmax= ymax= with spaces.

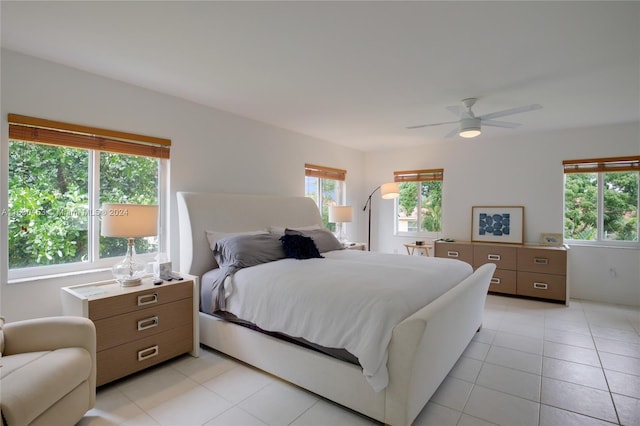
xmin=381 ymin=182 xmax=400 ymax=199
xmin=101 ymin=203 xmax=158 ymax=286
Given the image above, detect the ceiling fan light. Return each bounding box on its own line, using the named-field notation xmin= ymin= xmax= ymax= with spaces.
xmin=459 ymin=118 xmax=481 ymax=138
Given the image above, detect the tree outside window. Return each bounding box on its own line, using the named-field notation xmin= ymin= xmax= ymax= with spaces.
xmin=394 ymin=169 xmax=443 ymax=235
xmin=563 ymin=157 xmax=639 ymax=243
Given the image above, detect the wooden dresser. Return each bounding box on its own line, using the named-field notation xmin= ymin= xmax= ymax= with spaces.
xmin=62 ymin=276 xmax=199 ymax=386
xmin=435 ymin=241 xmax=568 ymax=304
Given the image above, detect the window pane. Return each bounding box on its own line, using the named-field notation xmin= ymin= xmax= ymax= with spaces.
xmin=8 ymin=141 xmax=89 ymax=268
xmin=603 ymin=171 xmax=638 ymax=241
xmin=100 ymin=152 xmax=159 ymax=258
xmin=564 ymin=173 xmax=598 ymax=240
xmin=398 ymin=182 xmax=418 ymax=233
xmin=420 ymin=181 xmax=442 ymax=232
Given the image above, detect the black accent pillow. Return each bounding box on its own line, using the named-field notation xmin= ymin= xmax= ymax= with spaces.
xmin=284 ymin=228 xmax=344 ymax=253
xmin=280 ymin=234 xmax=324 ymax=260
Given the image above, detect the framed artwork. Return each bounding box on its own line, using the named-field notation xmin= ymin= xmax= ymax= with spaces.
xmin=471 ymin=206 xmax=524 ymax=244
xmin=540 ymin=233 xmax=563 ymax=246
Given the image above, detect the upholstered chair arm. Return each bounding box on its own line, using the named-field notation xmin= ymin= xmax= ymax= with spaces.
xmin=3 ymin=316 xmax=96 ymax=357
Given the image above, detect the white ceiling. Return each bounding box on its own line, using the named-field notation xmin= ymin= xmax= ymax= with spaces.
xmin=2 ymin=1 xmax=639 ymax=152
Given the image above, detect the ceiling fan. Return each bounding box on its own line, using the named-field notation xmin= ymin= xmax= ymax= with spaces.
xmin=407 ymin=98 xmax=542 ymax=138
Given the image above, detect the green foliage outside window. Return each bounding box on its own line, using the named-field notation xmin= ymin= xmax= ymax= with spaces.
xmin=564 ymin=172 xmax=638 ymax=241
xmin=8 ymin=141 xmax=159 ymax=269
xmin=397 ymin=181 xmax=442 ymax=233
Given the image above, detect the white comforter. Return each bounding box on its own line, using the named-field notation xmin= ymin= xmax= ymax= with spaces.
xmin=223 ymin=249 xmax=472 ymax=391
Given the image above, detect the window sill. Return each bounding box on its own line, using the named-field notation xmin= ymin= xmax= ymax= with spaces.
xmin=566 ymin=241 xmax=640 ymax=250
xmin=7 ymin=267 xmax=113 ymax=285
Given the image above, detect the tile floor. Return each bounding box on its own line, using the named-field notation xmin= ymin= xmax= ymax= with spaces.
xmin=80 ymin=295 xmax=640 ymax=425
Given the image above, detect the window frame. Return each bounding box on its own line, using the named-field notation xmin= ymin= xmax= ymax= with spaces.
xmin=304 ymin=163 xmax=347 ymax=229
xmin=7 ymin=114 xmax=170 ymax=281
xmin=393 ymin=169 xmax=444 ymax=238
xmin=563 ymin=156 xmax=639 ymax=248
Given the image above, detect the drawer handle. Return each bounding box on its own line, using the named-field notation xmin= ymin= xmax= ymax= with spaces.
xmin=533 ymin=282 xmax=548 ymax=290
xmin=137 ymin=316 xmax=159 ymax=331
xmin=137 ymin=293 xmax=158 ymax=306
xmin=488 ymin=254 xmax=501 ymax=261
xmin=447 ymin=251 xmax=459 ymax=258
xmin=534 ymin=258 xmax=549 ymax=265
xmin=490 ymin=277 xmax=501 ymax=284
xmin=138 ymin=345 xmax=159 ymax=361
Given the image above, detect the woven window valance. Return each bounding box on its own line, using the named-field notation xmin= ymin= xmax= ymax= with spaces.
xmin=304 ymin=163 xmax=347 ymax=181
xmin=8 ymin=114 xmax=171 ymax=159
xmin=562 ymin=156 xmax=640 ymax=173
xmin=394 ymin=169 xmax=444 ymax=182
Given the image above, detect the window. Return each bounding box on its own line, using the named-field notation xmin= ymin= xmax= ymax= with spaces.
xmin=7 ymin=114 xmax=170 ymax=279
xmin=563 ymin=156 xmax=639 ymax=244
xmin=394 ymin=169 xmax=443 ymax=235
xmin=304 ymin=163 xmax=346 ymax=230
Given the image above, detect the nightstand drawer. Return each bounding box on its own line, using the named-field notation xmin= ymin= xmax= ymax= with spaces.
xmin=473 ymin=244 xmax=517 ymax=270
xmin=96 ymin=324 xmax=193 ymax=386
xmin=517 ymin=272 xmax=566 ymax=301
xmin=94 ymin=298 xmax=193 ymax=352
xmin=89 ymin=281 xmax=192 ymax=320
xmin=434 ymin=242 xmax=473 ymax=265
xmin=517 ymin=248 xmax=566 ymax=275
xmin=488 ymin=269 xmax=517 ymax=295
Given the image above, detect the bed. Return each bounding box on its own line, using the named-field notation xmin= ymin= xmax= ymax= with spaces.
xmin=177 ymin=191 xmax=495 ymax=426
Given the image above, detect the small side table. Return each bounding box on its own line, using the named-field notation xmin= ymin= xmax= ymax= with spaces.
xmin=404 ymin=243 xmax=433 ymax=256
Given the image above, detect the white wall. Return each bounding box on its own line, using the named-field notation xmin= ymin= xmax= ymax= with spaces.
xmin=0 ymin=50 xmax=365 ymax=321
xmin=1 ymin=49 xmax=638 ymax=321
xmin=365 ymin=123 xmax=640 ymax=306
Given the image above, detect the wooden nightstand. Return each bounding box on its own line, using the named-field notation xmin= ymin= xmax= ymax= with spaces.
xmin=61 ymin=275 xmax=199 ymax=386
xmin=344 ymin=242 xmax=366 ymax=250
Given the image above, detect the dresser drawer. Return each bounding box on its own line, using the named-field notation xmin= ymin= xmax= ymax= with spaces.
xmin=517 ymin=272 xmax=566 ymax=301
xmin=517 ymin=248 xmax=566 ymax=275
xmin=473 ymin=244 xmax=517 ymax=270
xmin=94 ymin=298 xmax=193 ymax=352
xmin=89 ymin=281 xmax=192 ymax=320
xmin=96 ymin=323 xmax=194 ymax=386
xmin=434 ymin=242 xmax=473 ymax=265
xmin=487 ymin=269 xmax=517 ymax=295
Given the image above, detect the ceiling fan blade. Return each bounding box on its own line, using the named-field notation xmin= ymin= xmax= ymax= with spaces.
xmin=478 ymin=104 xmax=542 ymax=120
xmin=444 ymin=127 xmax=459 ymax=138
xmin=446 ymin=105 xmax=462 ymax=116
xmin=406 ymin=120 xmax=458 ymax=130
xmin=481 ymin=119 xmax=522 ymax=129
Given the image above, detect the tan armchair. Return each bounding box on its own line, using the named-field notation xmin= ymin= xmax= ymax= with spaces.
xmin=1 ymin=316 xmax=96 ymax=426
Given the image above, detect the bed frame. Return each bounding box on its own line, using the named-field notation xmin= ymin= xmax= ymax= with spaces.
xmin=177 ymin=191 xmax=495 ymax=426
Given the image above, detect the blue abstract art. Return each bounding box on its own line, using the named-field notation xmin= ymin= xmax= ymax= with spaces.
xmin=478 ymin=212 xmax=510 ymax=236
xmin=472 ymin=206 xmax=524 ymax=244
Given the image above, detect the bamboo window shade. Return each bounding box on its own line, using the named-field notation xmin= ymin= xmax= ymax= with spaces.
xmin=8 ymin=114 xmax=171 ymax=159
xmin=304 ymin=163 xmax=347 ymax=181
xmin=394 ymin=169 xmax=444 ymax=182
xmin=562 ymin=156 xmax=640 ymax=174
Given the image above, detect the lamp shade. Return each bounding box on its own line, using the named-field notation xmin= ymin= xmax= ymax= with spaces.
xmin=380 ymin=182 xmax=400 ymax=199
xmin=328 ymin=206 xmax=353 ymax=223
xmin=101 ymin=204 xmax=158 ymax=238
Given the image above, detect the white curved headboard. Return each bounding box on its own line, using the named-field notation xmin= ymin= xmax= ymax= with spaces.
xmin=177 ymin=192 xmax=323 ymax=278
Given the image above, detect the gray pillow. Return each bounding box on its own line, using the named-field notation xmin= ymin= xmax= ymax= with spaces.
xmin=213 ymin=233 xmax=286 ymax=268
xmin=285 ymin=228 xmax=344 ymax=253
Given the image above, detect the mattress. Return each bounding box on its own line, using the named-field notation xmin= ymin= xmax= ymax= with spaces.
xmin=201 ymin=249 xmax=473 ymax=391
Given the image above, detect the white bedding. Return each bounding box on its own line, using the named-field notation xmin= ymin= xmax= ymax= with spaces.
xmin=220 ymin=249 xmax=473 ymax=391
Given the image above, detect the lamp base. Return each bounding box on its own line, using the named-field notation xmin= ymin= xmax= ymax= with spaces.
xmin=118 ymin=277 xmax=143 ymax=287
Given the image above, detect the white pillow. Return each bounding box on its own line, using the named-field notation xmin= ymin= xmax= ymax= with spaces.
xmin=269 ymin=224 xmax=322 ymax=236
xmin=205 ymin=230 xmax=268 ymax=251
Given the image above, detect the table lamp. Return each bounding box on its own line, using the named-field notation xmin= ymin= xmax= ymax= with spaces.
xmin=101 ymin=203 xmax=158 ymax=287
xmin=328 ymin=205 xmax=353 ymax=243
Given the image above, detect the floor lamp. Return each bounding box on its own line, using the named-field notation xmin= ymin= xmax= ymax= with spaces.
xmin=362 ymin=182 xmax=399 ymax=251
